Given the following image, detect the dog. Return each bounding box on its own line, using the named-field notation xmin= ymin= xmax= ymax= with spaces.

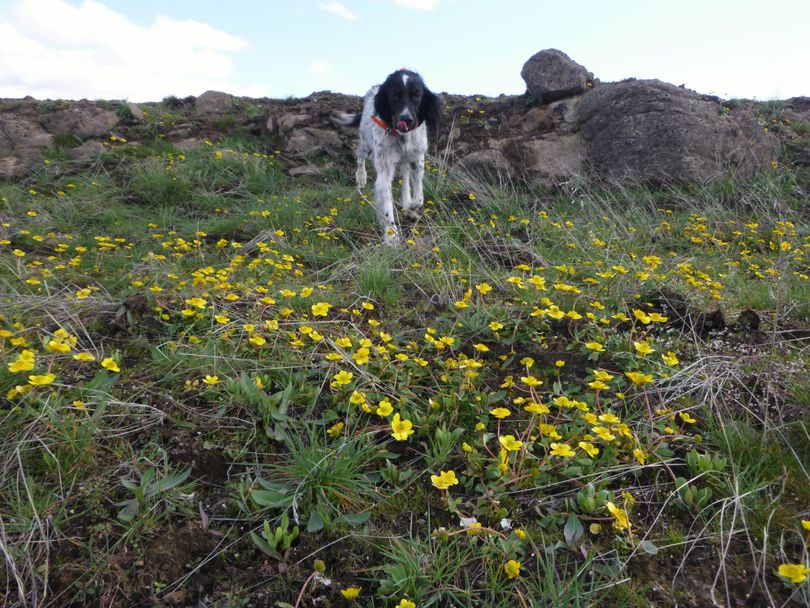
xmin=336 ymin=69 xmax=441 ymax=243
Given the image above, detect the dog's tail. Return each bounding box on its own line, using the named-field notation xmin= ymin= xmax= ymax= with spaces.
xmin=334 ymin=112 xmax=361 ymax=128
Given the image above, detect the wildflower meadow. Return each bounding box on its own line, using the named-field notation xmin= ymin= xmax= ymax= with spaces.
xmin=1 ymin=101 xmax=809 ymax=607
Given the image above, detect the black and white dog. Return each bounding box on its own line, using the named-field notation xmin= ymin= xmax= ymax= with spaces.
xmin=337 ymin=69 xmax=441 ymax=243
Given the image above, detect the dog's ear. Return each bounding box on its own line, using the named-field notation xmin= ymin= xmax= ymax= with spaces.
xmin=373 ymin=82 xmax=393 ymax=125
xmin=418 ymin=86 xmax=441 ymax=129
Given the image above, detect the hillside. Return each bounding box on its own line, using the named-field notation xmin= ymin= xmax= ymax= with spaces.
xmin=1 ymin=50 xmax=809 ymax=607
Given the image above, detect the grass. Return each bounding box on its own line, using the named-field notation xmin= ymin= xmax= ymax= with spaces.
xmin=1 ymin=125 xmax=809 ymax=607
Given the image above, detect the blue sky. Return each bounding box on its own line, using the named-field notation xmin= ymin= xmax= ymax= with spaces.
xmin=0 ymin=0 xmax=808 ymax=101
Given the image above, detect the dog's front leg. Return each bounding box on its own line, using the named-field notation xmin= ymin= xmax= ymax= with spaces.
xmin=399 ymin=160 xmax=412 ymax=211
xmin=402 ymin=157 xmax=425 ymax=220
xmin=373 ymin=154 xmax=399 ymax=244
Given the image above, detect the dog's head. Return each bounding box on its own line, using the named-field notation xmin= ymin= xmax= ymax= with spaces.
xmin=374 ymin=69 xmax=441 ymax=133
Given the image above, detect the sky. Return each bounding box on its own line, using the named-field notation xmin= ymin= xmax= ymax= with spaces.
xmin=0 ymin=0 xmax=808 ymax=102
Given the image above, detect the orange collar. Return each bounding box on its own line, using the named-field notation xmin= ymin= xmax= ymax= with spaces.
xmin=372 ymin=115 xmax=400 ymax=136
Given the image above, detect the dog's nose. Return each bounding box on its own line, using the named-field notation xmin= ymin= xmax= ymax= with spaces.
xmin=396 ymin=112 xmax=413 ymax=132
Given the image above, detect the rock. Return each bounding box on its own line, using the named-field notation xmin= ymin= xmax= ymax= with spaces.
xmin=172 ymin=138 xmax=204 ymax=151
xmin=195 ymin=90 xmax=234 ymax=115
xmin=274 ymin=113 xmax=312 ymax=137
xmin=523 ymin=134 xmax=584 ymax=186
xmin=289 ymin=162 xmax=334 ymax=177
xmin=458 ymin=149 xmax=513 ymax=182
xmin=521 ymin=49 xmax=594 ymax=104
xmin=40 ymin=103 xmax=119 ymax=138
xmin=576 ymin=79 xmax=779 ymax=184
xmin=67 ymin=140 xmax=106 ymax=161
xmin=127 ymin=102 xmax=145 ymax=121
xmin=0 ymin=116 xmax=53 ymax=179
xmin=522 ymin=107 xmax=550 ymax=133
xmin=285 ymin=127 xmax=341 ymax=156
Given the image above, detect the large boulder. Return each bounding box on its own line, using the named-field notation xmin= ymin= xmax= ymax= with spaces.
xmin=576 ymin=79 xmax=779 ymax=184
xmin=195 ymin=90 xmax=234 ymax=115
xmin=0 ymin=116 xmax=53 ymax=179
xmin=40 ymin=103 xmax=119 ymax=138
xmin=521 ymin=49 xmax=594 ymax=104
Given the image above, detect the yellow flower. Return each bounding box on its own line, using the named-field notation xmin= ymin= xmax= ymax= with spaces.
xmin=538 ymin=423 xmax=562 ymax=440
xmin=599 ymin=412 xmax=621 ymax=424
xmin=499 ymin=435 xmax=523 ymax=452
xmin=396 ymin=600 xmax=416 ymax=608
xmin=249 ymin=334 xmax=266 ymax=346
xmin=549 ymin=443 xmax=576 ymax=458
xmin=311 ymin=301 xmax=332 ymax=317
xmin=185 ymin=297 xmax=207 ymax=308
xmin=632 ymin=309 xmax=652 ymax=324
xmin=633 ymin=341 xmax=655 ymax=356
xmin=72 ymin=352 xmax=96 ymax=362
xmin=490 ymin=407 xmax=511 ymax=419
xmin=8 ymin=350 xmax=36 ymax=373
xmin=504 ymin=559 xmax=521 ymax=579
xmin=335 ymin=337 xmax=353 ymax=349
xmin=625 ymin=371 xmax=652 ymax=386
xmin=353 ymin=347 xmax=370 ymax=365
xmin=778 ymin=563 xmax=809 ymax=584
xmin=679 ymin=411 xmax=696 ymax=424
xmin=101 ymin=357 xmax=120 ymax=373
xmin=28 ymin=372 xmax=56 ymax=386
xmin=203 ymin=374 xmax=219 ymax=385
xmin=520 ymin=375 xmax=542 ymax=387
xmin=588 ymin=380 xmax=609 ymax=390
xmin=585 ymin=341 xmax=605 ymax=352
xmin=633 ymin=448 xmax=647 ymax=464
xmin=489 ymin=321 xmax=504 ymax=332
xmin=524 ymin=400 xmax=550 ymax=414
xmin=376 ymin=399 xmax=393 ymax=417
xmin=662 ymin=351 xmax=679 ymax=366
xmin=475 ymin=282 xmax=492 ymax=295
xmin=606 ymin=502 xmax=630 ymax=531
xmin=340 ymin=586 xmax=361 ymax=600
xmin=473 ymin=343 xmax=490 ymax=352
xmin=326 ymin=421 xmax=344 ymax=437
xmin=391 ymin=413 xmax=414 ymax=441
xmin=45 ymin=339 xmax=71 ymax=354
xmin=802 ymin=520 xmax=810 ymax=532
xmin=332 ymin=370 xmax=354 ymax=387
xmin=578 ymin=441 xmax=599 ymax=457
xmin=430 ymin=469 xmax=459 ymax=490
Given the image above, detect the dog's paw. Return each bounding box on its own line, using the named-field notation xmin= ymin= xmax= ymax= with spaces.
xmin=403 ymin=208 xmax=421 ymax=222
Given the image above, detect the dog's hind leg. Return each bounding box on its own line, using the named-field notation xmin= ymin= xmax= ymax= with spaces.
xmin=356 ymin=157 xmax=368 ymax=189
xmin=356 ymin=139 xmax=371 ymax=189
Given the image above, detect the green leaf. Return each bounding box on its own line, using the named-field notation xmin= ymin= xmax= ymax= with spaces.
xmin=564 ymin=512 xmax=584 ymax=546
xmin=155 ymin=466 xmax=192 ymax=493
xmin=306 ymin=510 xmax=324 ymax=533
xmin=638 ymin=539 xmax=659 ymax=555
xmin=251 ymin=489 xmax=292 ymax=510
xmin=342 ymin=511 xmax=371 ymax=526
xmin=250 ymin=531 xmax=282 ymax=560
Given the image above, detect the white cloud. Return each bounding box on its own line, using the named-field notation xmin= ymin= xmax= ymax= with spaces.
xmin=0 ymin=0 xmax=267 ymax=101
xmin=317 ymin=1 xmax=358 ymax=20
xmin=394 ymin=0 xmax=439 ymax=10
